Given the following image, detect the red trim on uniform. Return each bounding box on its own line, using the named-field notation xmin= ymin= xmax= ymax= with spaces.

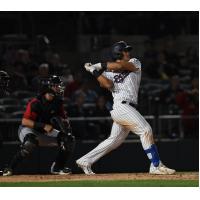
xmin=23 ymin=98 xmax=39 ymax=120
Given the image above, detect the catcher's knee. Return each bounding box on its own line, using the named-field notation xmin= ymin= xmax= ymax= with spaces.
xmin=20 ymin=134 xmax=38 ymax=157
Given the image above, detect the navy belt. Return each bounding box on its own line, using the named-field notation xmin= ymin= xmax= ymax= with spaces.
xmin=121 ymin=101 xmax=137 ymax=108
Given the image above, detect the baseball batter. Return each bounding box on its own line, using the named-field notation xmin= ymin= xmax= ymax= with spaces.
xmin=76 ymin=41 xmax=175 ymax=175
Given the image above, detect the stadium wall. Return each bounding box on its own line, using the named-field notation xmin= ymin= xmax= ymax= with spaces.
xmin=0 ymin=139 xmax=198 ymax=174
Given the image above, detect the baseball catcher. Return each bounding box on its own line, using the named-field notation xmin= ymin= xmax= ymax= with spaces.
xmin=2 ymin=75 xmax=75 ymax=176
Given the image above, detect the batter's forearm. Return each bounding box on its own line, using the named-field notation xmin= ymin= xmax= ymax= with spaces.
xmin=106 ymin=61 xmax=138 ymax=72
xmin=97 ymin=75 xmax=113 ymax=89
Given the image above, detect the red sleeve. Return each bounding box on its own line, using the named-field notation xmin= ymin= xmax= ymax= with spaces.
xmin=175 ymin=91 xmax=188 ymax=109
xmin=58 ymin=104 xmax=67 ymax=119
xmin=23 ymin=99 xmax=38 ymax=120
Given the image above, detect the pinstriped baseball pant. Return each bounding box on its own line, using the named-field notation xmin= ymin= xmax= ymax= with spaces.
xmin=78 ymin=102 xmax=154 ymax=165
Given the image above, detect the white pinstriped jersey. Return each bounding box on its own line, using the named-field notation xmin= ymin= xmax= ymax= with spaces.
xmin=77 ymin=58 xmax=155 ymax=167
xmin=102 ymin=58 xmax=142 ymax=105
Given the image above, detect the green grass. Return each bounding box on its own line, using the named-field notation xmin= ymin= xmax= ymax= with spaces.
xmin=0 ymin=180 xmax=198 ymax=187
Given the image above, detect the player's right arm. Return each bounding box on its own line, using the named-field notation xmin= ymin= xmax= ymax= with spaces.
xmin=22 ymin=118 xmax=52 ymax=133
xmin=22 ymin=99 xmax=53 ymax=133
xmin=84 ymin=63 xmax=113 ymax=89
xmin=22 ymin=118 xmax=35 ymax=128
xmin=96 ymin=74 xmax=113 ymax=89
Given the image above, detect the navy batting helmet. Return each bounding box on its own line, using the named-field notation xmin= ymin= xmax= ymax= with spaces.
xmin=111 ymin=41 xmax=132 ymax=60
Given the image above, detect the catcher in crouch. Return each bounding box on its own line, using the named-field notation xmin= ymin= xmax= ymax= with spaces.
xmin=3 ymin=75 xmax=75 ymax=176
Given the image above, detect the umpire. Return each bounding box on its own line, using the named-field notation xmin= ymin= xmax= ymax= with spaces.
xmin=0 ymin=71 xmax=10 ymax=174
xmin=0 ymin=70 xmax=10 ymax=147
xmin=3 ymin=75 xmax=75 ymax=176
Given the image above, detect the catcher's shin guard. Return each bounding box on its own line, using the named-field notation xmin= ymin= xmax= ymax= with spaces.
xmin=55 ymin=133 xmax=75 ymax=169
xmin=8 ymin=133 xmax=38 ymax=170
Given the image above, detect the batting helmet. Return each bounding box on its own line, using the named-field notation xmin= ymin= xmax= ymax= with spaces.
xmin=111 ymin=41 xmax=132 ymax=60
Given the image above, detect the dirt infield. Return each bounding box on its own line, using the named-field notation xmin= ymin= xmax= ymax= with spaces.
xmin=0 ymin=172 xmax=198 ymax=183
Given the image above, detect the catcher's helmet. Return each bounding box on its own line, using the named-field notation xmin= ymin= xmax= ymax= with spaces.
xmin=0 ymin=70 xmax=10 ymax=96
xmin=111 ymin=41 xmax=132 ymax=60
xmin=39 ymin=75 xmax=65 ymax=96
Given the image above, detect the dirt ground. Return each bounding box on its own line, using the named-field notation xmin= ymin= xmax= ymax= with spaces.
xmin=0 ymin=172 xmax=198 ymax=183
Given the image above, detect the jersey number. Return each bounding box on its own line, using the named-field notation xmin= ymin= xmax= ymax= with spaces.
xmin=114 ymin=71 xmax=130 ymax=83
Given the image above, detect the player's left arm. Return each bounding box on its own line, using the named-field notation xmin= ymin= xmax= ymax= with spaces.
xmin=106 ymin=60 xmax=139 ymax=72
xmin=86 ymin=58 xmax=141 ymax=73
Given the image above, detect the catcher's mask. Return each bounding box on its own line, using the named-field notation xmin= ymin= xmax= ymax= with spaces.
xmin=39 ymin=75 xmax=65 ymax=97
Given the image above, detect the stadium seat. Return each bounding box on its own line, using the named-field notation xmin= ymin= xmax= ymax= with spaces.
xmin=21 ymin=97 xmax=32 ymax=105
xmin=0 ymin=111 xmax=11 ymax=118
xmin=12 ymin=90 xmax=35 ymax=99
xmin=83 ymin=103 xmax=96 ymax=109
xmin=0 ymin=105 xmax=24 ymax=113
xmin=10 ymin=111 xmax=24 ymax=118
xmin=0 ymin=97 xmax=19 ymax=105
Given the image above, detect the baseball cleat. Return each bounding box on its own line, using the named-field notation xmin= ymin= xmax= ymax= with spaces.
xmin=149 ymin=162 xmax=176 ymax=175
xmin=50 ymin=162 xmax=72 ymax=175
xmin=76 ymin=159 xmax=95 ymax=175
xmin=61 ymin=167 xmax=72 ymax=175
xmin=3 ymin=168 xmax=13 ymax=176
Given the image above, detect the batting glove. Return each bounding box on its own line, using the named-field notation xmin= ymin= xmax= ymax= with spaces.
xmin=84 ymin=63 xmax=96 ymax=73
xmin=91 ymin=63 xmax=103 ymax=71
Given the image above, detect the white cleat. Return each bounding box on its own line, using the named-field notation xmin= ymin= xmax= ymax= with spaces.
xmin=3 ymin=168 xmax=13 ymax=176
xmin=149 ymin=162 xmax=176 ymax=175
xmin=76 ymin=159 xmax=95 ymax=175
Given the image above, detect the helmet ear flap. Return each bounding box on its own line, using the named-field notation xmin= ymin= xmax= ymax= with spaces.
xmin=111 ymin=46 xmax=123 ymax=61
xmin=113 ymin=53 xmax=123 ymax=60
xmin=111 ymin=41 xmax=132 ymax=61
xmin=118 ymin=52 xmax=123 ymax=60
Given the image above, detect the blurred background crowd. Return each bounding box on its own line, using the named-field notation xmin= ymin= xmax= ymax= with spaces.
xmin=0 ymin=12 xmax=198 ymax=140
